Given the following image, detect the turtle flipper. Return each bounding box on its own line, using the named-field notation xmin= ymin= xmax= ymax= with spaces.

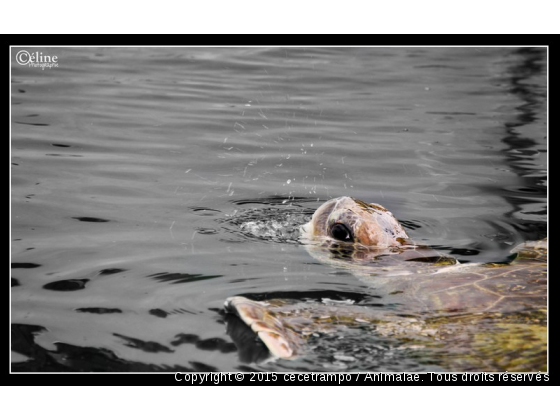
xmin=224 ymin=296 xmax=302 ymax=359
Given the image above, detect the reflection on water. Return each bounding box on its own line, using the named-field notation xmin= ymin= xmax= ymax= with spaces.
xmin=11 ymin=47 xmax=546 ymax=372
xmin=500 ymin=48 xmax=547 ymax=235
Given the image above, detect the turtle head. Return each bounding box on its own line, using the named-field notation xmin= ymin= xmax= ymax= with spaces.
xmin=307 ymin=196 xmax=409 ymax=248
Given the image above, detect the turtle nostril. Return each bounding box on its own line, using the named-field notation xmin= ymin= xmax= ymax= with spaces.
xmin=330 ymin=224 xmax=353 ymax=242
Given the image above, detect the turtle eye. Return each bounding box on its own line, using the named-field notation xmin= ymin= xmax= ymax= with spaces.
xmin=330 ymin=223 xmax=354 ymax=242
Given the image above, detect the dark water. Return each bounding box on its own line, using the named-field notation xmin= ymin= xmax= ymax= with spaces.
xmin=11 ymin=47 xmax=547 ymax=372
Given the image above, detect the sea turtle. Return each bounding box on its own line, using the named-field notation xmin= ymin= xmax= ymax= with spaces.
xmin=224 ymin=197 xmax=547 ymax=371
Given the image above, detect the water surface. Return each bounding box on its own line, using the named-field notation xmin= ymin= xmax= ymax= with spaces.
xmin=11 ymin=47 xmax=547 ymax=372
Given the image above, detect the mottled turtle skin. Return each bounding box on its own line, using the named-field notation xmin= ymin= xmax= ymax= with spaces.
xmin=224 ymin=197 xmax=547 ymax=370
xmin=306 ymin=196 xmax=409 ymax=248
